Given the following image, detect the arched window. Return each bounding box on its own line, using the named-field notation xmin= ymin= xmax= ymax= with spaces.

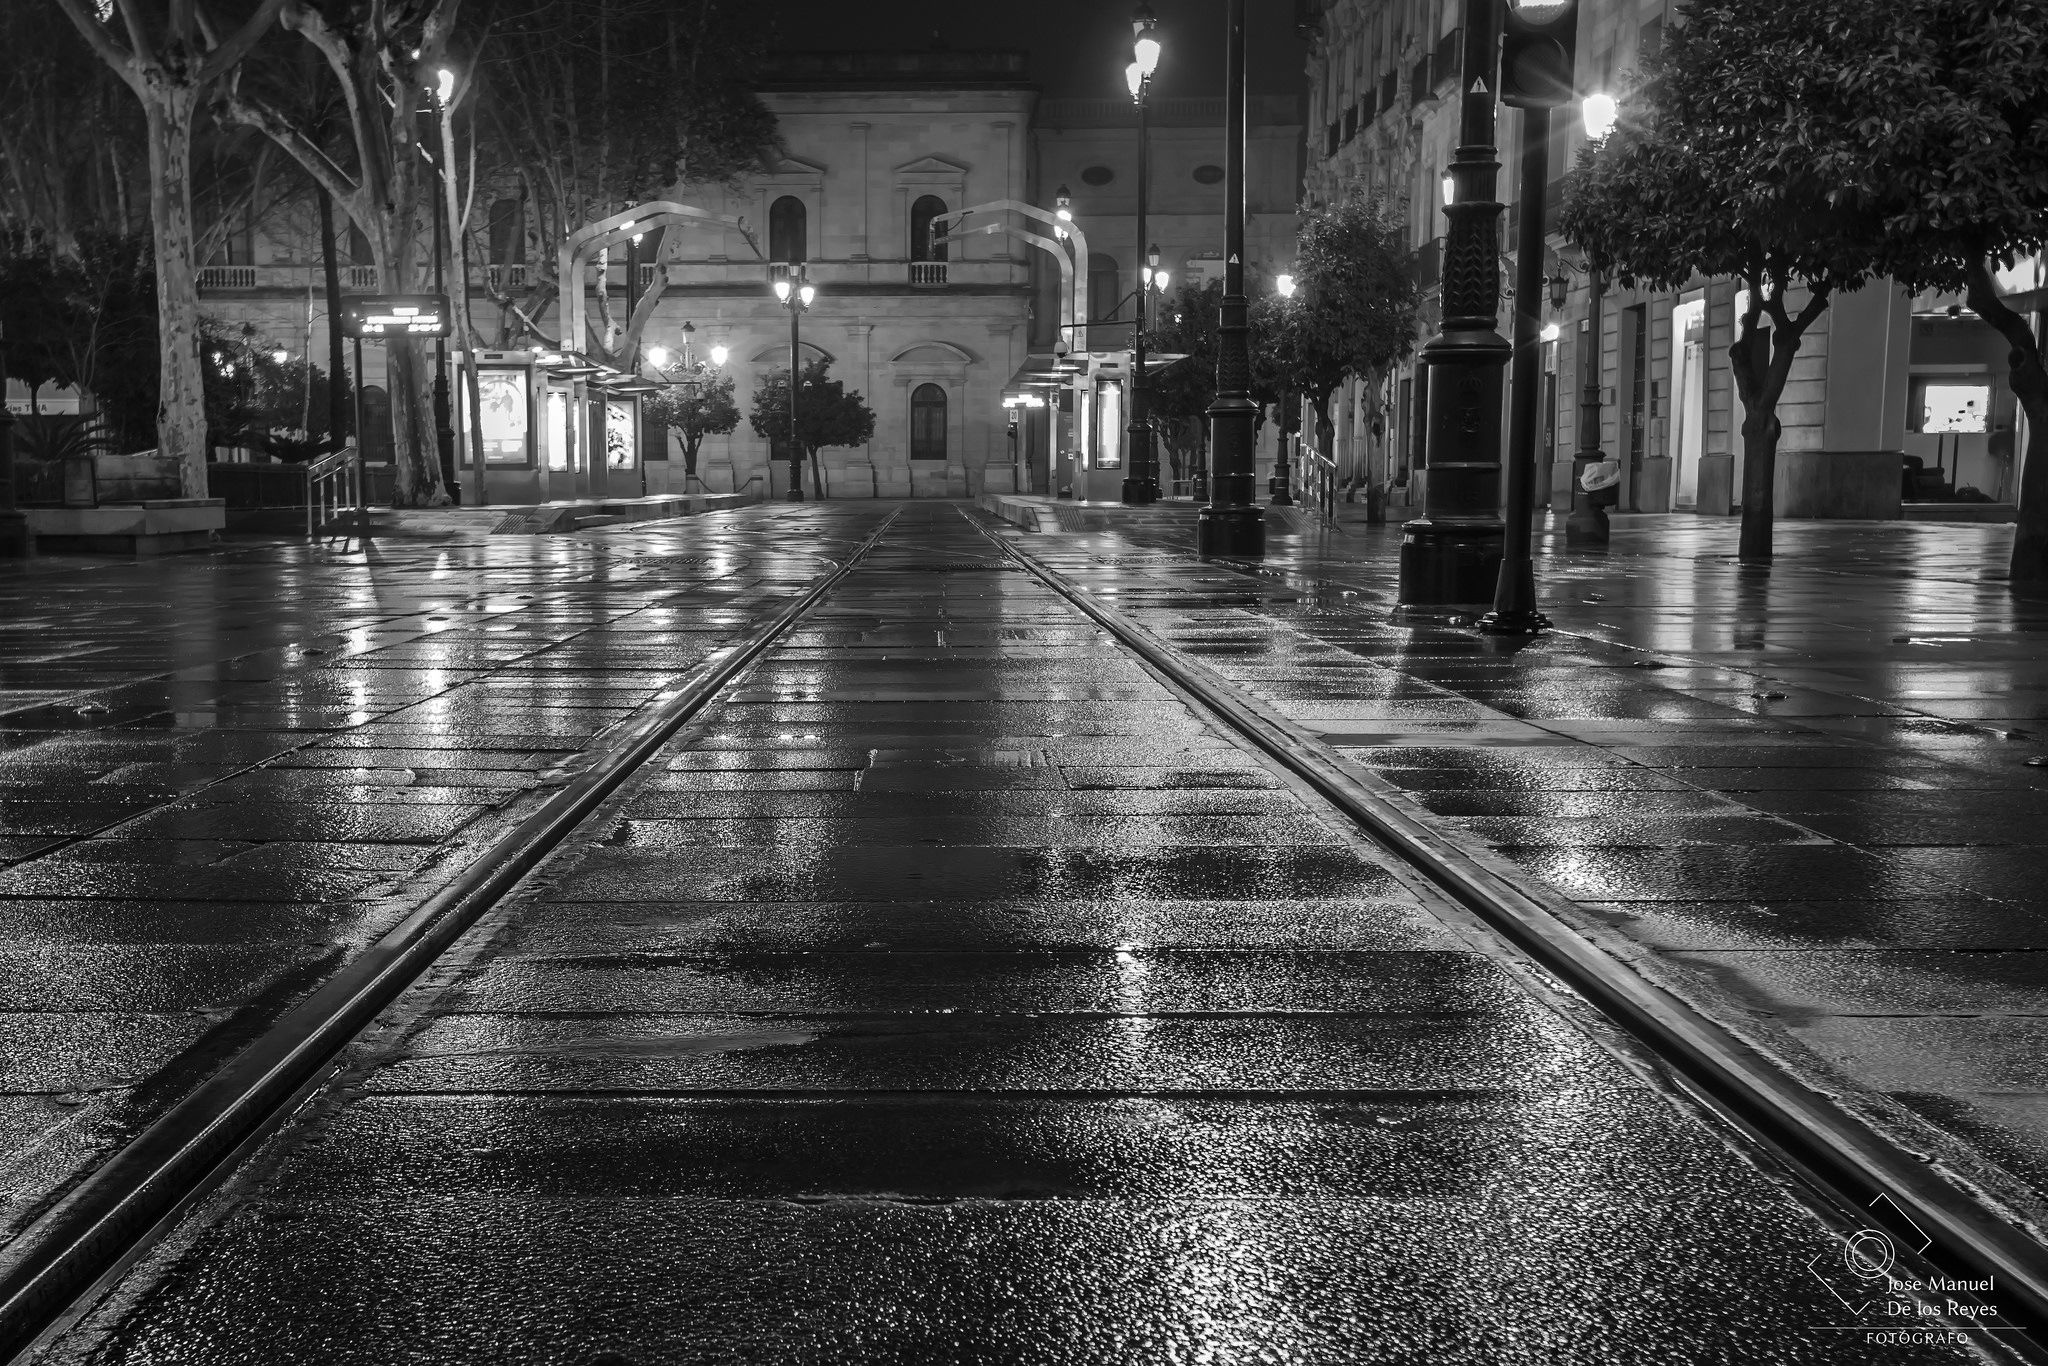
xmin=910 ymin=383 xmax=947 ymax=461
xmin=769 ymin=195 xmax=808 ymax=264
xmin=1088 ymin=253 xmax=1120 ymax=322
xmin=909 ymin=195 xmax=947 ymax=262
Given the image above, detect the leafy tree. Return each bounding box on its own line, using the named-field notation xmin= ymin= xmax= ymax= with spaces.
xmin=1557 ymin=0 xmax=1912 ymax=564
xmin=1284 ymin=190 xmax=1420 ymax=510
xmin=1782 ymin=0 xmax=2048 ymax=587
xmin=0 ymin=228 xmax=77 ymax=406
xmin=747 ymin=359 xmax=875 ymax=499
xmin=200 ymin=319 xmax=344 ymax=459
xmin=643 ymin=372 xmax=740 ymax=483
xmin=1144 ymin=279 xmax=1223 ymax=491
xmin=0 ymin=226 xmax=160 ymax=450
xmin=48 ymin=0 xmax=289 ymax=496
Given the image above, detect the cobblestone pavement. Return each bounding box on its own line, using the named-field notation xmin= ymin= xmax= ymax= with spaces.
xmin=0 ymin=505 xmax=894 ymax=1247
xmin=45 ymin=503 xmax=1982 ymax=1364
xmin=987 ymin=497 xmax=2048 ymax=1235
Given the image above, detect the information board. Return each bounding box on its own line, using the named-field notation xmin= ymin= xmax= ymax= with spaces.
xmin=341 ymin=295 xmax=451 ymax=339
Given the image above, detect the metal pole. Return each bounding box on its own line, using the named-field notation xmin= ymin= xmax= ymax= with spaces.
xmin=1566 ymin=264 xmax=1611 ymax=544
xmin=1123 ymin=86 xmax=1156 ymax=505
xmin=1480 ymin=104 xmax=1556 ymax=634
xmin=1196 ymin=0 xmax=1265 ymax=557
xmin=431 ymin=166 xmax=456 ymax=504
xmin=0 ymin=322 xmax=30 ymax=557
xmin=352 ymin=336 xmax=369 ymax=543
xmin=786 ymin=288 xmax=804 ymax=503
xmin=1397 ymin=0 xmax=1509 ymax=606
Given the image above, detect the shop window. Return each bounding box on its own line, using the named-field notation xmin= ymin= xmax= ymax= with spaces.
xmin=1913 ymin=381 xmax=1992 ymax=433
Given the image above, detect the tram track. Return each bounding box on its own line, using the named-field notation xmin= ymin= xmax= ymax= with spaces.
xmin=6 ymin=498 xmax=2044 ymax=1361
xmin=980 ymin=513 xmax=2048 ymax=1358
xmin=0 ymin=510 xmax=905 ymax=1361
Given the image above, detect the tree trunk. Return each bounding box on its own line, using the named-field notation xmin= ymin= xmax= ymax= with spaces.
xmin=388 ymin=339 xmax=442 ymax=505
xmin=683 ymin=435 xmax=700 ymax=483
xmin=144 ymin=85 xmax=208 ymax=496
xmin=1964 ymin=260 xmax=2048 ymax=590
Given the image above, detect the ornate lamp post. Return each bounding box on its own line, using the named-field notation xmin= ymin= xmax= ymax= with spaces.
xmin=1478 ymin=0 xmax=1584 ymax=635
xmin=1270 ymin=272 xmax=1297 ymax=506
xmin=1195 ymin=0 xmax=1265 ymax=557
xmin=645 ymin=321 xmax=730 ymax=495
xmin=1122 ymin=4 xmax=1162 ymax=505
xmin=772 ymin=267 xmax=815 ymax=501
xmin=1398 ymin=2 xmax=1510 ymax=605
xmin=1563 ymin=90 xmax=1617 ymax=546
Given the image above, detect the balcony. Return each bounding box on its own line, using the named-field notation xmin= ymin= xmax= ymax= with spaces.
xmin=197 ymin=264 xmax=382 ymax=292
xmin=910 ymin=261 xmax=949 ymax=287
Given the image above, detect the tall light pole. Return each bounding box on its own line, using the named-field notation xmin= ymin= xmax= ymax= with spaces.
xmin=422 ymin=76 xmax=456 ymax=503
xmin=772 ymin=266 xmax=815 ymax=502
xmin=1196 ymin=0 xmax=1265 ymax=557
xmin=1123 ymin=4 xmax=1162 ymax=505
xmin=1478 ymin=0 xmax=1582 ymax=635
xmin=0 ymin=322 xmax=30 ymax=557
xmin=1270 ymin=273 xmax=1297 ymax=506
xmin=1565 ymin=91 xmax=1618 ymax=546
xmin=1397 ymin=0 xmax=1509 ymax=606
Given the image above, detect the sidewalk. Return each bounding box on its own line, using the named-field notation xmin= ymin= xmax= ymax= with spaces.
xmin=0 ymin=505 xmax=893 ymax=1245
xmin=981 ymin=496 xmax=2048 ymax=1230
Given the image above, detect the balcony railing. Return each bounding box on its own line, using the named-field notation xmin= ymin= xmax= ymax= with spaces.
xmin=910 ymin=261 xmax=948 ymax=287
xmin=198 ymin=264 xmax=383 ymax=292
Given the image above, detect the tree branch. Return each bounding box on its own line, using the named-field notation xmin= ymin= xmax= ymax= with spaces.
xmin=49 ymin=0 xmax=145 ymax=97
xmin=196 ymin=0 xmax=291 ymax=87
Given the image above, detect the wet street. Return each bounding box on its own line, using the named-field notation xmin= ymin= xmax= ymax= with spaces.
xmin=11 ymin=504 xmax=2023 ymax=1363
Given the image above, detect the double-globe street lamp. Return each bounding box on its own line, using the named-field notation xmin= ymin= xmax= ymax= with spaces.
xmin=645 ymin=321 xmax=730 ymax=495
xmin=1122 ymin=4 xmax=1163 ymax=506
xmin=772 ymin=266 xmax=816 ymax=502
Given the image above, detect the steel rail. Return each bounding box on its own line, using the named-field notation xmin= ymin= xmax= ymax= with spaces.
xmin=981 ymin=517 xmax=2048 ymax=1354
xmin=0 ymin=508 xmax=904 ymax=1360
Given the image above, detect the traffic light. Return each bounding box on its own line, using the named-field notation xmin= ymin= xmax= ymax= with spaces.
xmin=1500 ymin=0 xmax=1579 ymax=109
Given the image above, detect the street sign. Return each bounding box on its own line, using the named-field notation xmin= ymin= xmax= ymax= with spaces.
xmin=341 ymin=295 xmax=451 ymax=339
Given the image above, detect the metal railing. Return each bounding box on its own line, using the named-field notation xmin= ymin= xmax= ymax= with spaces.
xmin=198 ymin=264 xmax=382 ymax=292
xmin=305 ymin=443 xmax=361 ymax=540
xmin=1297 ymin=434 xmax=1339 ymax=526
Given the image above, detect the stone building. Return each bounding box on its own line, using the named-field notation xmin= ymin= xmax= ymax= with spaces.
xmin=1299 ymin=0 xmax=2040 ymax=520
xmin=181 ymin=48 xmax=1310 ymax=505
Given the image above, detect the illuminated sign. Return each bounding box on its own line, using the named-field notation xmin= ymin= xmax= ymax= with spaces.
xmin=341 ymin=294 xmax=451 ymax=338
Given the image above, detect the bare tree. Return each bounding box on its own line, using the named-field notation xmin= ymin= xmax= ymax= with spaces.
xmin=49 ymin=0 xmax=290 ymax=496
xmin=220 ymin=0 xmax=464 ymax=505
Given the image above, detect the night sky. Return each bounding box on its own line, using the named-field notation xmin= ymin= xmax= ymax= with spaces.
xmin=755 ymin=0 xmax=1310 ymax=99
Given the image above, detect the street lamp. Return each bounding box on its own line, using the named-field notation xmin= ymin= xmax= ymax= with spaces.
xmin=644 ymin=321 xmax=731 ymax=495
xmin=1397 ymin=0 xmax=1512 ymax=606
xmin=1565 ymin=88 xmax=1619 ymax=547
xmin=1122 ymin=3 xmax=1162 ymax=506
xmin=772 ymin=267 xmax=816 ymax=501
xmin=1269 ymin=273 xmax=1297 ymax=507
xmin=1478 ymin=0 xmax=1583 ymax=635
xmin=1195 ymin=0 xmax=1266 ymax=557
